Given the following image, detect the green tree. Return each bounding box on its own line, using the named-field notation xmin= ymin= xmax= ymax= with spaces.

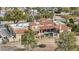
xmin=0 ymin=16 xmax=4 ymax=21
xmin=25 ymin=7 xmax=54 ymax=19
xmin=73 ymin=25 xmax=79 ymax=32
xmin=71 ymin=24 xmax=77 ymax=31
xmin=70 ymin=7 xmax=79 ymax=11
xmin=69 ymin=18 xmax=74 ymax=24
xmin=54 ymin=7 xmax=63 ymax=13
xmin=27 ymin=15 xmax=35 ymax=22
xmin=56 ymin=31 xmax=77 ymax=51
xmin=37 ymin=8 xmax=54 ymax=19
xmin=4 ymin=8 xmax=27 ymax=22
xmin=62 ymin=7 xmax=70 ymax=12
xmin=21 ymin=28 xmax=37 ymax=51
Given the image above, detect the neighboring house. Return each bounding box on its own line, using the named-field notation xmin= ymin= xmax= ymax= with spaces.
xmin=71 ymin=10 xmax=79 ymax=15
xmin=9 ymin=22 xmax=29 ymax=41
xmin=53 ymin=16 xmax=67 ymax=23
xmin=60 ymin=12 xmax=71 ymax=15
xmin=9 ymin=22 xmax=29 ymax=34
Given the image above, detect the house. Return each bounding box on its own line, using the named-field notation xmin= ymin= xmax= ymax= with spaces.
xmin=29 ymin=18 xmax=71 ymax=38
xmin=9 ymin=18 xmax=71 ymax=40
xmin=9 ymin=22 xmax=29 ymax=34
xmin=29 ymin=19 xmax=55 ymax=38
xmin=8 ymin=22 xmax=29 ymax=41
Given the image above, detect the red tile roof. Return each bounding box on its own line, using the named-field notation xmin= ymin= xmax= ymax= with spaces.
xmin=11 ymin=18 xmax=70 ymax=34
xmin=55 ymin=24 xmax=70 ymax=30
xmin=39 ymin=20 xmax=55 ymax=30
xmin=13 ymin=28 xmax=27 ymax=34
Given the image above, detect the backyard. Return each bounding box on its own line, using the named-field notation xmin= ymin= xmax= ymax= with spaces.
xmin=0 ymin=37 xmax=58 ymax=51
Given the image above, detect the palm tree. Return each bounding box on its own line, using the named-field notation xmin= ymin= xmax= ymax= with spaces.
xmin=21 ymin=28 xmax=37 ymax=51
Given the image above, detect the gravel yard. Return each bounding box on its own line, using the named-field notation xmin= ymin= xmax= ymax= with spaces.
xmin=0 ymin=37 xmax=58 ymax=51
